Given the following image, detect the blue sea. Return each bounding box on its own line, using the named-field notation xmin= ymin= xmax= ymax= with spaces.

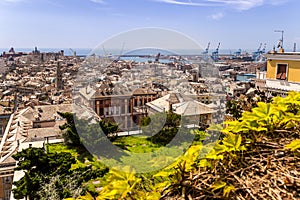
xmin=236 ymin=74 xmax=256 ymax=82
xmin=0 ymin=48 xmax=93 ymax=56
xmin=0 ymin=48 xmax=259 ymax=56
xmin=3 ymin=47 xmax=294 ymax=60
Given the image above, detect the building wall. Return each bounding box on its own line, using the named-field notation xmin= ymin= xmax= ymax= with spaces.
xmin=181 ymin=114 xmax=212 ymax=127
xmin=0 ymin=116 xmax=10 ymax=136
xmin=33 ymin=120 xmax=56 ymax=128
xmin=267 ymin=59 xmax=300 ymax=82
xmin=0 ymin=176 xmax=13 ymax=200
xmin=92 ymin=94 xmax=157 ymax=130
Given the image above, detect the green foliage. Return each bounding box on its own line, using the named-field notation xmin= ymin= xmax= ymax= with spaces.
xmin=59 ymin=112 xmax=120 ymax=157
xmin=113 ymin=136 xmax=160 ymax=153
xmin=211 ymin=181 xmax=235 ymax=197
xmin=151 ymin=144 xmax=203 ymax=198
xmin=222 ymin=133 xmax=246 ymax=152
xmin=224 ymin=92 xmax=300 ymax=145
xmin=12 ymin=145 xmax=108 ymax=200
xmin=197 ymin=132 xmax=246 ymax=171
xmin=226 ymin=88 xmax=272 ymax=120
xmin=226 ymin=100 xmax=243 ymax=119
xmin=99 ymin=166 xmax=142 ymax=199
xmin=59 ymin=112 xmax=82 ymax=146
xmin=285 ymin=139 xmax=300 ymax=151
xmin=223 ymin=184 xmax=236 ymax=198
xmin=12 ymin=147 xmax=76 ymax=199
xmin=16 ymin=92 xmax=300 ymax=200
xmin=73 ymin=92 xmax=300 ymax=199
xmin=141 ymin=112 xmax=181 ymax=145
xmin=191 ymin=129 xmax=209 ymax=142
xmin=273 ymin=91 xmax=300 ymax=114
xmin=147 ymin=127 xmax=179 ymax=146
xmin=99 ymin=120 xmax=119 ymax=136
xmin=211 ymin=180 xmax=227 ymax=192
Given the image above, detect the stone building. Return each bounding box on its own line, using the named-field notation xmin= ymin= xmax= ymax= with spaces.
xmin=79 ymin=84 xmax=157 ymax=130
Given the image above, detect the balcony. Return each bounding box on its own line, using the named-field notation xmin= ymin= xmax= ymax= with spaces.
xmin=264 ymin=79 xmax=300 ymax=92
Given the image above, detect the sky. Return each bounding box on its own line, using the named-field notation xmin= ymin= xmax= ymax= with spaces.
xmin=1 ymin=0 xmax=300 ymax=51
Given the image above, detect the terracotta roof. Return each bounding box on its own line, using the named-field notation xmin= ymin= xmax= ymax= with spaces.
xmin=22 ymin=104 xmax=73 ymax=122
xmin=173 ymin=100 xmax=216 ymax=116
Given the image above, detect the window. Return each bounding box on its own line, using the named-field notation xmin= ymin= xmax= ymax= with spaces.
xmin=115 ymin=107 xmax=119 ymax=115
xmin=3 ymin=176 xmax=11 ymax=184
xmin=276 ymin=64 xmax=287 ymax=80
xmin=100 ymin=108 xmax=104 ymax=116
xmin=4 ymin=190 xmax=10 ymax=200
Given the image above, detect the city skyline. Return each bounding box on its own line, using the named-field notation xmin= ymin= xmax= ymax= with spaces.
xmin=1 ymin=0 xmax=299 ymax=51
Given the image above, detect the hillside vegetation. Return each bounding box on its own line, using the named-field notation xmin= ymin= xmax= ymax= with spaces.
xmin=12 ymin=92 xmax=300 ymax=200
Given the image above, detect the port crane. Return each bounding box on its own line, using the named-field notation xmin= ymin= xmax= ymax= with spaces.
xmin=212 ymin=42 xmax=220 ymax=62
xmin=155 ymin=52 xmax=161 ymax=62
xmin=234 ymin=49 xmax=242 ymax=57
xmin=252 ymin=43 xmax=263 ymax=61
xmin=261 ymin=43 xmax=267 ymax=54
xmin=69 ymin=48 xmax=77 ymax=57
xmin=202 ymin=42 xmax=210 ymax=54
xmin=252 ymin=43 xmax=267 ymax=62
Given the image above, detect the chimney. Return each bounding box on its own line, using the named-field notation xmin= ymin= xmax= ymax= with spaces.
xmin=278 ymin=48 xmax=285 ymax=53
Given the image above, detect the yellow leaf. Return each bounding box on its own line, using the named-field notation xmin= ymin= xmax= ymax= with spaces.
xmin=223 ymin=185 xmax=235 ymax=197
xmin=211 ymin=180 xmax=226 ymax=192
xmin=285 ymin=139 xmax=300 ymax=151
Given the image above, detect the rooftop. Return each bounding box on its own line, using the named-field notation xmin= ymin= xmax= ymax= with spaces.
xmin=22 ymin=104 xmax=73 ymax=122
xmin=266 ymin=51 xmax=300 ymax=61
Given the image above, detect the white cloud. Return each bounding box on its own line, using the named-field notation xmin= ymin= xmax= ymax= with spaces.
xmin=153 ymin=0 xmax=221 ymax=6
xmin=152 ymin=0 xmax=288 ymax=10
xmin=89 ymin=0 xmax=105 ymax=4
xmin=210 ymin=12 xmax=225 ymax=20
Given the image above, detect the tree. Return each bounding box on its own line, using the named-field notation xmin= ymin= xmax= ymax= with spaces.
xmin=140 ymin=112 xmax=183 ymax=145
xmin=12 ymin=147 xmax=76 ymax=200
xmin=12 ymin=146 xmax=109 ymax=200
xmin=58 ymin=112 xmax=82 ymax=146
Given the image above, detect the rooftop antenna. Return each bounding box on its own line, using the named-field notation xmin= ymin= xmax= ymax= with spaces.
xmin=274 ymin=30 xmax=284 ymax=48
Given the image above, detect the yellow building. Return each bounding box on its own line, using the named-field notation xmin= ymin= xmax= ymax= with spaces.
xmin=256 ymin=48 xmax=300 ymax=94
xmin=266 ymin=49 xmax=300 ymax=82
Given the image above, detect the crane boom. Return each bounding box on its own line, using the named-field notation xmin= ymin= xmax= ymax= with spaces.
xmin=257 ymin=43 xmax=262 ymax=52
xmin=262 ymin=43 xmax=267 ymax=53
xmin=202 ymin=42 xmax=210 ymax=54
xmin=216 ymin=42 xmax=220 ymax=52
xmin=212 ymin=42 xmax=220 ymax=62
